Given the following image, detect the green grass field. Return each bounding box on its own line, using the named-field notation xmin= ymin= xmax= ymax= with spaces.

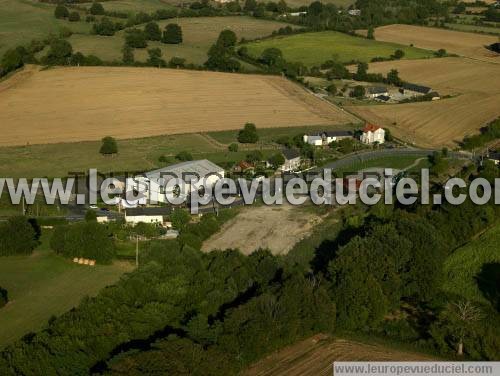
xmin=244 ymin=31 xmax=436 ymax=66
xmin=80 ymin=0 xmax=177 ymax=13
xmin=207 ymin=123 xmax=359 ymax=144
xmin=283 ymin=0 xmax=355 ymax=8
xmin=0 ymin=0 xmax=91 ymax=57
xmin=0 ymin=124 xmax=349 ymax=178
xmin=442 ymin=223 xmax=500 ymax=306
xmin=444 ymin=23 xmax=500 ymax=36
xmin=0 ymin=230 xmax=132 ymax=348
xmin=69 ymin=16 xmax=295 ymax=64
xmin=334 ymin=155 xmax=427 ymax=174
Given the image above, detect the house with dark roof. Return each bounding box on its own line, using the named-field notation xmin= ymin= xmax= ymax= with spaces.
xmin=487 ymin=151 xmax=500 ymax=165
xmin=280 ymin=148 xmax=301 ymax=172
xmin=401 ymin=83 xmax=432 ymax=96
xmin=368 ymin=86 xmax=389 ymax=98
xmin=375 ymin=95 xmax=391 ymax=102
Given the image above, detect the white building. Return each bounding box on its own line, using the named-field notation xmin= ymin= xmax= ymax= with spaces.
xmin=368 ymin=86 xmax=389 ymax=99
xmin=361 ymin=124 xmax=385 ymax=144
xmin=126 ymin=160 xmax=225 ymax=204
xmin=124 ymin=207 xmax=169 ymax=225
xmin=281 ymin=149 xmax=301 ymax=172
xmin=303 ymin=131 xmax=353 ymax=146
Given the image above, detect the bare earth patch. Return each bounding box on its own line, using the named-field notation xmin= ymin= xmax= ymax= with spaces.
xmin=201 ymin=204 xmax=321 ymax=255
xmin=371 ymin=24 xmax=498 ymax=63
xmin=0 ymin=66 xmax=356 ymax=146
xmin=347 ymin=57 xmax=500 ymax=148
xmin=244 ymin=334 xmax=437 ymax=376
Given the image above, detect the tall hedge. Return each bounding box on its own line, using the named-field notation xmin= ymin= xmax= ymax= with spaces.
xmin=0 ymin=216 xmax=38 ymax=256
xmin=50 ymin=222 xmax=116 ymax=263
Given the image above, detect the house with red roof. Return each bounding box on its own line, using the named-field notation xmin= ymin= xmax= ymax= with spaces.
xmin=361 ymin=124 xmax=385 ymax=145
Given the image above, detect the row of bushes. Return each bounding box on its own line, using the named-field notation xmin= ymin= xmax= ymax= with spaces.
xmin=50 ymin=221 xmax=116 ymax=263
xmin=461 ymin=117 xmax=500 ymax=150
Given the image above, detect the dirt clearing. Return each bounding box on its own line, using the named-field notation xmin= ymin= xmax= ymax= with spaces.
xmin=244 ymin=334 xmax=437 ymax=376
xmin=0 ymin=66 xmax=356 ymax=147
xmin=372 ymin=24 xmax=498 ymax=63
xmin=201 ymin=204 xmax=322 ymax=255
xmin=347 ymin=57 xmax=500 ymax=148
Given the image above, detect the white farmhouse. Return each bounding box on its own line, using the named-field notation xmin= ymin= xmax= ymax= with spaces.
xmin=303 ymin=131 xmax=353 ymax=146
xmin=126 ymin=160 xmax=225 ymax=204
xmin=368 ymin=86 xmax=389 ymax=99
xmin=361 ymin=124 xmax=385 ymax=145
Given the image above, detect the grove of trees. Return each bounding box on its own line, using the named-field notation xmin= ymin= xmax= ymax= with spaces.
xmin=0 ymin=216 xmax=39 ymax=257
xmin=50 ymin=221 xmax=116 ymax=263
xmin=162 ymin=23 xmax=183 ymax=44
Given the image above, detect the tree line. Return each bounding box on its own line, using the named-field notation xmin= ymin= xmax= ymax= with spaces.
xmin=0 ymin=161 xmax=499 ymax=374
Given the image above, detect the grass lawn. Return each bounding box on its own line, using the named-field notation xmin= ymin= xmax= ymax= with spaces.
xmin=207 ymin=123 xmax=360 ymax=144
xmin=0 ymin=230 xmax=133 ymax=348
xmin=444 ymin=23 xmax=500 ymax=36
xmin=0 ymin=0 xmax=91 ymax=57
xmin=80 ymin=0 xmax=177 ymax=13
xmin=244 ymin=31 xmax=436 ymax=66
xmin=284 ymin=0 xmax=355 ymax=7
xmin=442 ymin=222 xmax=500 ymax=306
xmin=334 ymin=155 xmax=426 ymax=174
xmin=0 ymin=124 xmax=359 ymax=178
xmin=69 ymin=16 xmax=296 ymax=65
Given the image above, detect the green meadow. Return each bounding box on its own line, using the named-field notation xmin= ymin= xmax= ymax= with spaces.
xmin=68 ymin=16 xmax=295 ymax=64
xmin=245 ymin=31 xmax=436 ymax=66
xmin=442 ymin=223 xmax=500 ymax=306
xmin=0 ymin=230 xmax=132 ymax=348
xmin=0 ymin=124 xmax=348 ymax=178
xmin=0 ymin=0 xmax=91 ymax=57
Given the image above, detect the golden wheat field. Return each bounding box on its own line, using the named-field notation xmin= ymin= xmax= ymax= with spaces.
xmin=372 ymin=24 xmax=498 ymax=63
xmin=347 ymin=57 xmax=500 ymax=147
xmin=0 ymin=66 xmax=356 ymax=146
xmin=244 ymin=334 xmax=436 ymax=376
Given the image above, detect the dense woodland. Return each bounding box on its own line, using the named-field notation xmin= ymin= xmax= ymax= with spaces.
xmin=0 ymin=161 xmax=499 ymax=374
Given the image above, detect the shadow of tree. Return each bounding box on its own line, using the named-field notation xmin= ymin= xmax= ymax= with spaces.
xmin=475 ymin=262 xmax=500 ymax=312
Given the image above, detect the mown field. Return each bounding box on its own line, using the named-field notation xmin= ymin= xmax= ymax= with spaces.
xmin=69 ymin=16 xmax=296 ymax=64
xmin=0 ymin=65 xmax=356 ymax=148
xmin=244 ymin=334 xmax=436 ymax=376
xmin=0 ymin=0 xmax=91 ymax=57
xmin=80 ymin=0 xmax=178 ymax=13
xmin=370 ymin=24 xmax=499 ymax=63
xmin=442 ymin=223 xmax=500 ymax=307
xmin=347 ymin=57 xmax=500 ymax=148
xmin=283 ymin=0 xmax=355 ymax=7
xmin=0 ymin=230 xmax=132 ymax=348
xmin=0 ymin=123 xmax=361 ymax=178
xmin=244 ymin=31 xmax=435 ymax=66
xmin=445 ymin=23 xmax=500 ymax=36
